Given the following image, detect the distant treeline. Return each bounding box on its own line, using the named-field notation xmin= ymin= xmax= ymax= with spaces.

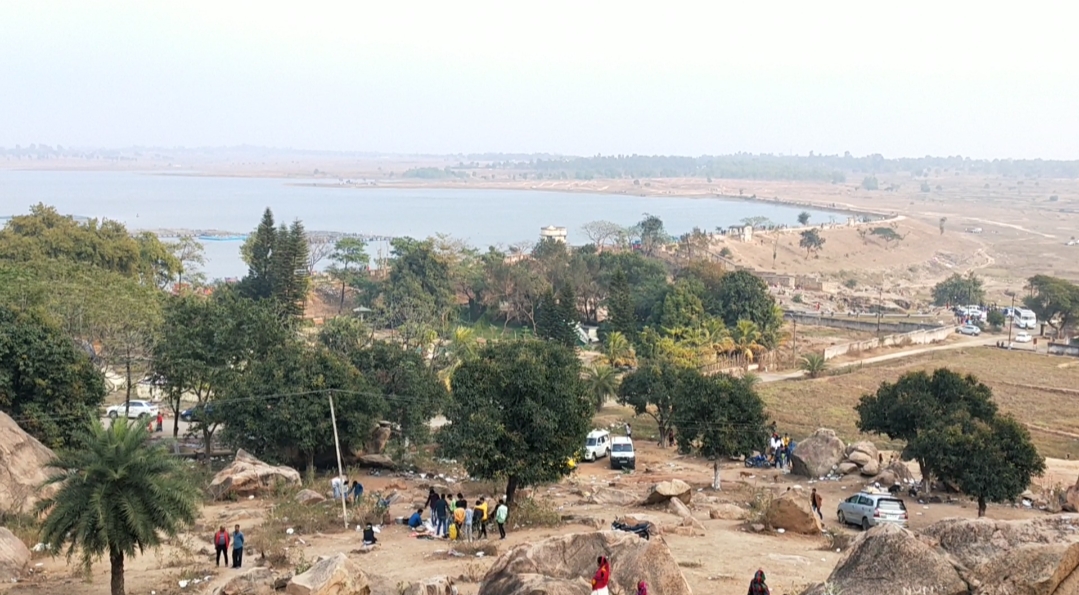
xmin=479 ymin=153 xmax=1079 ymax=180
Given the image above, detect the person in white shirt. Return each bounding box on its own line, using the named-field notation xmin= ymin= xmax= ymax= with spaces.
xmin=331 ymin=476 xmax=345 ymax=500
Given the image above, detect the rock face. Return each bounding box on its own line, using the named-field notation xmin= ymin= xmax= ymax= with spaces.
xmin=765 ymin=490 xmax=822 ymax=535
xmin=859 ymin=459 xmax=880 ymax=476
xmin=802 ymin=517 xmax=1079 ymax=595
xmin=0 ymin=411 xmax=56 ymax=514
xmin=209 ymin=449 xmax=301 ymax=499
xmin=1064 ymin=474 xmax=1079 ymax=513
xmin=296 ymin=489 xmax=326 ymax=505
xmin=400 ymin=577 xmax=457 ymax=595
xmin=846 ymin=441 xmax=879 ymax=464
xmin=643 ymin=479 xmax=692 ymax=505
xmin=357 ymin=454 xmax=396 ymax=470
xmin=791 ymin=429 xmax=845 ymax=479
xmin=366 ymin=424 xmax=392 ymax=455
xmin=837 ymin=461 xmax=859 ymax=475
xmin=213 ymin=567 xmax=278 ymax=595
xmin=588 ymin=487 xmax=639 ymax=507
xmin=0 ymin=527 xmax=31 ymax=581
xmin=286 ymin=553 xmax=371 ymax=595
xmin=478 ymin=531 xmax=692 ymax=595
xmin=801 ymin=524 xmax=968 ymax=595
xmin=874 ymin=460 xmax=916 ymax=487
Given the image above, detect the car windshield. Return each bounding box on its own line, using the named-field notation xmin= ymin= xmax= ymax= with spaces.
xmin=586 ymin=438 xmax=597 ymax=446
xmin=876 ymin=498 xmax=906 ymax=512
xmin=613 ymin=444 xmax=632 ymax=452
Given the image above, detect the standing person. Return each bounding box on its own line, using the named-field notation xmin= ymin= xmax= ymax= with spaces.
xmin=231 ymin=524 xmax=244 ymax=568
xmin=455 ymin=493 xmax=467 ymax=511
xmin=591 ymin=556 xmax=611 ymax=595
xmin=463 ymin=504 xmax=474 ymax=542
xmin=331 ymin=475 xmax=345 ymax=501
xmin=156 ymin=411 xmax=164 ymax=433
xmin=475 ymin=498 xmax=489 ymax=539
xmin=453 ymin=499 xmax=466 ymax=538
xmin=747 ymin=569 xmax=770 ymax=595
xmin=667 ymin=429 xmax=675 ymax=448
xmin=625 ymin=423 xmax=632 ymax=438
xmin=213 ymin=525 xmax=230 ymax=567
xmin=810 ymin=488 xmax=823 ymax=521
xmin=425 ymin=487 xmax=439 ymax=520
xmin=495 ymin=498 xmax=509 ymax=539
xmin=350 ymin=480 xmax=364 ymax=504
xmin=435 ymin=493 xmax=449 ymax=537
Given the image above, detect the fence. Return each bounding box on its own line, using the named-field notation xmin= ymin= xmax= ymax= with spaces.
xmin=822 ymin=326 xmax=955 ymax=360
xmin=785 ymin=311 xmax=944 ymax=334
xmin=1047 ymin=342 xmax=1079 ymax=357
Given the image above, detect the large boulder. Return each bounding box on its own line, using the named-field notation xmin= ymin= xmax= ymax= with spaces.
xmin=357 ymin=454 xmax=396 ymax=470
xmin=366 ymin=424 xmax=392 ymax=455
xmin=296 ymin=489 xmax=326 ymax=505
xmin=791 ymin=429 xmax=846 ymax=479
xmin=478 ymin=531 xmax=691 ymax=595
xmin=846 ymin=450 xmax=874 ymax=468
xmin=0 ymin=527 xmax=31 ymax=581
xmin=765 ymin=490 xmax=822 ymax=535
xmin=800 ymin=524 xmax=967 ymax=595
xmin=213 ymin=567 xmax=278 ymax=595
xmin=642 ymin=479 xmax=692 ymax=505
xmin=874 ymin=460 xmax=916 ymax=487
xmin=0 ymin=411 xmax=56 ymax=514
xmin=708 ymin=503 xmax=748 ymax=521
xmin=209 ymin=449 xmax=301 ymax=499
xmin=286 ymin=553 xmax=371 ymax=595
xmin=859 ymin=459 xmax=880 ymax=477
xmin=921 ymin=517 xmax=1079 ymax=595
xmin=837 ymin=461 xmax=860 ymax=475
xmin=399 ymin=577 xmax=457 ymax=595
xmin=588 ymin=487 xmax=639 ymax=507
xmin=846 ymin=441 xmax=879 ymax=464
xmin=1064 ymin=474 xmax=1079 ymax=513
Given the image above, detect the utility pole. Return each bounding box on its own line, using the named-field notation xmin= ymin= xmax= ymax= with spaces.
xmin=1007 ymin=292 xmax=1015 ymax=345
xmin=877 ymin=285 xmax=884 ymax=338
xmin=328 ymin=393 xmax=349 ymax=528
xmin=792 ymin=318 xmax=798 ymax=366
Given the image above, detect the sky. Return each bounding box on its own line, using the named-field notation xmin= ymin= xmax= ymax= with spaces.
xmin=2 ymin=1 xmax=1077 ymax=159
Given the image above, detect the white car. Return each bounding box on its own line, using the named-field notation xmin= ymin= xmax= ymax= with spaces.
xmin=609 ymin=436 xmax=636 ymax=470
xmin=106 ymin=400 xmax=159 ymax=419
xmin=1013 ymin=332 xmax=1033 ymax=343
xmin=582 ymin=429 xmax=611 ymax=462
xmin=837 ymin=491 xmax=908 ymax=530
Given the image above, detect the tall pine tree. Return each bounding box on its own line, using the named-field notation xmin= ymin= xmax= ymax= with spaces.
xmin=239 ymin=209 xmax=309 ymax=319
xmin=241 ymin=208 xmax=277 ymax=300
xmin=606 ymin=267 xmax=636 ymax=338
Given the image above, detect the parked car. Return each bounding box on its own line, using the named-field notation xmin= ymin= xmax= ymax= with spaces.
xmin=957 ymin=324 xmax=981 ymax=336
xmin=1013 ymin=331 xmax=1033 ymax=343
xmin=582 ymin=429 xmax=611 ymax=462
xmin=106 ymin=400 xmax=159 ymax=419
xmin=179 ymin=404 xmax=214 ymax=422
xmin=837 ymin=491 xmax=908 ymax=530
xmin=609 ymin=436 xmax=635 ymax=470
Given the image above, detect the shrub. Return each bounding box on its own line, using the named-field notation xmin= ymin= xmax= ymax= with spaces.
xmin=800 ymin=353 xmax=828 ymax=379
xmin=793 ymin=294 xmax=804 ymax=304
xmin=509 ymin=497 xmax=561 ymax=529
xmin=719 ymin=247 xmax=733 ymax=258
xmin=843 ymin=278 xmax=858 ymax=289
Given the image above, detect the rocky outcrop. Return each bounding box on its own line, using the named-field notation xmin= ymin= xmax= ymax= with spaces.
xmin=708 ymin=503 xmax=748 ymax=520
xmin=366 ymin=424 xmax=392 ymax=455
xmin=286 ymin=553 xmax=371 ymax=595
xmin=357 ymin=454 xmax=396 ymax=470
xmin=0 ymin=411 xmax=56 ymax=513
xmin=212 ymin=567 xmax=278 ymax=595
xmin=296 ymin=489 xmax=326 ymax=505
xmin=873 ymin=460 xmax=916 ymax=488
xmin=478 ymin=531 xmax=691 ymax=595
xmin=801 ymin=524 xmax=967 ymax=595
xmin=802 ymin=517 xmax=1079 ymax=595
xmin=1064 ymin=474 xmax=1079 ymax=513
xmin=791 ymin=429 xmax=845 ymax=479
xmin=209 ymin=449 xmax=301 ymax=499
xmin=400 ymin=577 xmax=457 ymax=595
xmin=765 ymin=490 xmax=822 ymax=535
xmin=642 ymin=479 xmax=692 ymax=505
xmin=0 ymin=527 xmax=31 ymax=581
xmin=587 ymin=487 xmax=639 ymax=507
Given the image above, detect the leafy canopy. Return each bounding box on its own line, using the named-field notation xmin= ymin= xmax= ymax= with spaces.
xmin=931 ymin=272 xmax=986 ymax=306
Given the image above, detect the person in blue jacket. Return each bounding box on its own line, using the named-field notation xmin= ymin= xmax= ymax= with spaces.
xmin=408 ymin=507 xmax=424 ymax=529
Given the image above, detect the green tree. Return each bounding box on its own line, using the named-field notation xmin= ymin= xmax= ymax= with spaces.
xmin=634 ymin=213 xmax=668 ymax=256
xmin=931 ymin=272 xmax=986 ymax=306
xmin=871 ymin=226 xmax=905 ymax=248
xmin=658 ymin=280 xmax=705 ymax=330
xmin=583 ymin=363 xmax=619 ymax=411
xmin=439 ymin=340 xmax=591 ymax=503
xmin=797 ymin=211 xmax=811 ymax=226
xmin=714 ymin=270 xmax=783 ymax=348
xmin=134 ymin=232 xmax=181 ymax=289
xmin=856 ymin=368 xmax=998 ymax=490
xmin=672 ymin=371 xmax=769 ymax=489
xmin=37 ymin=420 xmax=200 ymax=595
xmin=167 ymin=234 xmax=206 ymax=289
xmin=862 ymin=175 xmax=879 ymax=190
xmin=800 ymin=353 xmax=828 ymax=378
xmin=270 ymin=220 xmax=310 ymax=319
xmin=1023 ymin=275 xmax=1079 ymax=339
xmin=799 ymin=228 xmax=825 ymax=257
xmin=239 ymin=208 xmax=277 ymax=299
xmin=347 ymin=341 xmax=448 ymax=446
xmin=0 ymin=305 xmax=107 ymax=449
xmin=730 ymin=319 xmax=765 ymax=368
xmin=603 ymin=330 xmax=637 ymax=369
xmin=605 ymin=267 xmax=637 ymax=338
xmin=617 ymin=362 xmax=679 ymax=446
xmin=383 ymin=237 xmax=456 ymax=331
xmin=327 ymin=237 xmax=369 ymax=312
xmin=435 ymin=326 xmax=480 ymax=388
xmin=536 ymin=289 xmax=577 ymax=347
xmin=986 ymin=310 xmax=1005 ymax=330
xmin=152 ymin=290 xmax=288 ymax=446
xmin=317 ymin=316 xmax=373 ymax=355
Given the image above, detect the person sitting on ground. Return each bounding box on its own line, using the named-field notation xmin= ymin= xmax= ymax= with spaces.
xmin=408 ymin=507 xmax=424 ymax=530
xmin=747 ymin=569 xmax=770 ymax=595
xmin=362 ymin=523 xmax=377 ymax=546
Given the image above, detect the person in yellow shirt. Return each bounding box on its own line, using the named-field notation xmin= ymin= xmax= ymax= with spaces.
xmin=475 ymin=498 xmax=489 ymax=539
xmin=453 ymin=502 xmax=467 ymax=538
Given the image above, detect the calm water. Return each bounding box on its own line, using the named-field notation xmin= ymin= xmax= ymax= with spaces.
xmin=0 ymin=171 xmax=842 ymax=279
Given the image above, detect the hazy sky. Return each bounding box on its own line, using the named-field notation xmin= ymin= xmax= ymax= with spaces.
xmin=2 ymin=1 xmax=1077 ymax=159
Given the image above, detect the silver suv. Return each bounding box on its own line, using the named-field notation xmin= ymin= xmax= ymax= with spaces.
xmin=837 ymin=491 xmax=908 ymax=530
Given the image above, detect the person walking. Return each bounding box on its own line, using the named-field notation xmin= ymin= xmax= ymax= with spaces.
xmin=156 ymin=411 xmax=164 ymax=433
xmin=231 ymin=524 xmax=244 ymax=568
xmin=591 ymin=556 xmax=611 ymax=595
xmin=810 ymin=488 xmax=823 ymax=521
xmin=213 ymin=525 xmax=230 ymax=567
xmin=463 ymin=504 xmax=474 ymax=542
xmin=494 ymin=498 xmax=509 ymax=539
xmin=475 ymin=498 xmax=489 ymax=539
xmin=425 ymin=487 xmax=439 ymax=519
xmin=435 ymin=493 xmax=449 ymax=537
xmin=747 ymin=569 xmax=770 ymax=595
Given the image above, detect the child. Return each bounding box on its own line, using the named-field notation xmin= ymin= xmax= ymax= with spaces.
xmin=463 ymin=504 xmax=474 ymax=542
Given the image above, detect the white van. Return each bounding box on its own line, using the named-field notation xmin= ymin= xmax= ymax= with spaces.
xmin=582 ymin=430 xmax=611 ymax=462
xmin=609 ymin=436 xmax=635 ymax=470
xmin=1015 ymin=309 xmax=1037 ymax=330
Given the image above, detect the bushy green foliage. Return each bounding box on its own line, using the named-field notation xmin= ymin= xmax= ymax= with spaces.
xmin=1023 ymin=275 xmax=1079 ymax=337
xmin=931 ymin=272 xmax=985 ymax=306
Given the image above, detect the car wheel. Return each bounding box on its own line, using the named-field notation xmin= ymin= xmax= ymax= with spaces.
xmin=837 ymin=511 xmax=846 ymax=525
xmin=605 ymin=448 xmax=611 ymax=458
xmin=861 ymin=517 xmax=871 ymax=531
xmin=108 ymin=411 xmax=118 ymax=419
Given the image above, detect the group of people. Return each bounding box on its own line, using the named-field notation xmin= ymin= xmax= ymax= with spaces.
xmin=212 ymin=524 xmax=245 ymax=569
xmin=410 ymin=489 xmax=509 ymax=540
xmin=329 ymin=475 xmax=364 ymax=503
xmin=766 ymin=432 xmax=792 ymax=469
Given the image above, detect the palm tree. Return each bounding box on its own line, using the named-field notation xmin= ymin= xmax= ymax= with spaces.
xmin=730 ymin=319 xmax=764 ymax=369
xmin=37 ymin=420 xmax=200 ymax=595
xmin=800 ymin=353 xmax=828 ymax=378
xmin=603 ymin=331 xmax=637 ymax=369
xmin=438 ymin=326 xmax=480 ymax=387
xmin=583 ymin=363 xmax=620 ymax=411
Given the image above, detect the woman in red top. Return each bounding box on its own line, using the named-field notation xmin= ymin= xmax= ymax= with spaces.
xmin=591 ymin=556 xmax=611 ymax=595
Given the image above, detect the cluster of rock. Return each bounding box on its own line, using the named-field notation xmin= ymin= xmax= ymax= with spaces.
xmin=209 ymin=449 xmax=302 ymax=499
xmin=800 ymin=516 xmax=1079 ymax=595
xmin=791 ymin=428 xmax=915 ymax=487
xmin=0 ymin=410 xmax=56 ymax=515
xmin=213 ymin=553 xmax=451 ymax=595
xmin=1065 ymin=474 xmax=1079 ymax=513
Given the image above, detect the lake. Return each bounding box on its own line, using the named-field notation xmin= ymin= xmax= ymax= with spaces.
xmin=0 ymin=170 xmax=843 ymax=279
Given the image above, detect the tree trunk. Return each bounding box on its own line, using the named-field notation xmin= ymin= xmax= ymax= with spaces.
xmin=505 ymin=475 xmax=519 ymax=505
xmin=339 ymin=280 xmax=346 ymax=313
xmin=124 ymin=358 xmax=133 ymax=416
xmin=201 ymin=427 xmax=213 ymax=465
xmin=712 ymin=459 xmax=721 ymax=490
xmin=307 ymin=451 xmax=316 ymax=483
xmin=109 ymin=549 xmax=125 ymax=595
xmin=977 ymin=497 xmax=986 ymax=517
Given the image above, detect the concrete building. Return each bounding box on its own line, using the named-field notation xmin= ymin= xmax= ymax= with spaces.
xmin=540 ymin=225 xmax=568 ymax=243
